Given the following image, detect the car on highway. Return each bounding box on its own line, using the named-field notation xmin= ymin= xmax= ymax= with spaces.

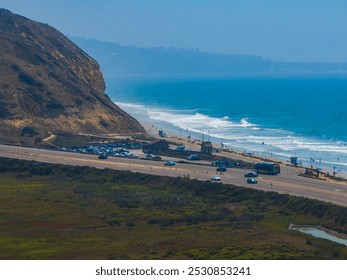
xmin=164 ymin=160 xmax=176 ymax=166
xmin=211 ymin=175 xmax=222 ymax=182
xmin=244 ymin=172 xmax=258 ymax=177
xmin=216 ymin=166 xmax=227 ymax=172
xmin=247 ymin=178 xmax=257 ymax=184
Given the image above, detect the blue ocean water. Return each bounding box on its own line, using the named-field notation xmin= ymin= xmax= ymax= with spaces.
xmin=105 ymin=73 xmax=347 ymax=176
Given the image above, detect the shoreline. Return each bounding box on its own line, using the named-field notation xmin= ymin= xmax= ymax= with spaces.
xmin=109 ymin=72 xmax=347 ymax=179
xmin=112 ymin=101 xmax=346 ymax=180
xmin=136 ymin=117 xmax=347 ymax=181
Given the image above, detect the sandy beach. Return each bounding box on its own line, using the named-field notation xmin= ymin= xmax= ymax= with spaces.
xmin=111 ymin=73 xmax=347 ymax=182
xmin=137 ymin=118 xmax=347 ymax=181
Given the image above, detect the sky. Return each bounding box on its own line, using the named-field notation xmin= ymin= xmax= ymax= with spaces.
xmin=1 ymin=0 xmax=347 ymax=62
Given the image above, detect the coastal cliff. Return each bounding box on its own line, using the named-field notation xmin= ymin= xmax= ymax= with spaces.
xmin=0 ymin=8 xmax=145 ymax=145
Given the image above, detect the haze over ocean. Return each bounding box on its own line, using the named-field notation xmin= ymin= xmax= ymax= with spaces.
xmin=106 ymin=73 xmax=347 ymax=176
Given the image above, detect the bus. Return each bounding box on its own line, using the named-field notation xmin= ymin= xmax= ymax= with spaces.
xmin=255 ymin=162 xmax=281 ymax=175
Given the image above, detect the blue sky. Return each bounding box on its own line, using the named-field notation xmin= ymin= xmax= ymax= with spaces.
xmin=1 ymin=0 xmax=347 ymax=62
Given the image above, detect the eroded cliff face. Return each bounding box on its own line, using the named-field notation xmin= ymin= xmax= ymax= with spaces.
xmin=0 ymin=8 xmax=145 ymax=145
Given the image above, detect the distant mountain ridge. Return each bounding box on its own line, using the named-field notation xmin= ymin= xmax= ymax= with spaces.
xmin=71 ymin=37 xmax=347 ymax=74
xmin=0 ymin=9 xmax=145 ymax=145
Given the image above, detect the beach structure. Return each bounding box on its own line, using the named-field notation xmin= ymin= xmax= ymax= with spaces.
xmin=201 ymin=141 xmax=213 ymax=154
xmin=143 ymin=140 xmax=169 ymax=154
xmin=158 ymin=130 xmax=167 ymax=137
xmin=290 ymin=157 xmax=298 ymax=166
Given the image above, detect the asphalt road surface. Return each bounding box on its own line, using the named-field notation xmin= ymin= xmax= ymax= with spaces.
xmin=0 ymin=144 xmax=346 ymax=207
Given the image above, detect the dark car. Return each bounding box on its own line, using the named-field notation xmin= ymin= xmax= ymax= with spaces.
xmin=144 ymin=154 xmax=161 ymax=161
xmin=144 ymin=154 xmax=154 ymax=160
xmin=244 ymin=172 xmax=258 ymax=177
xmin=175 ymin=146 xmax=185 ymax=152
xmin=247 ymin=178 xmax=257 ymax=184
xmin=98 ymin=154 xmax=108 ymax=160
xmin=152 ymin=155 xmax=162 ymax=161
xmin=164 ymin=160 xmax=176 ymax=166
xmin=216 ymin=166 xmax=227 ymax=172
xmin=186 ymin=154 xmax=201 ymax=160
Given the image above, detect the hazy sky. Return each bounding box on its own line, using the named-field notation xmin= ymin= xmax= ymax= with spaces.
xmin=1 ymin=0 xmax=347 ymax=62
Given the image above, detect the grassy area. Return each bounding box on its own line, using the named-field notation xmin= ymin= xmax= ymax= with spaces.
xmin=52 ymin=133 xmax=101 ymax=148
xmin=0 ymin=157 xmax=346 ymax=259
xmin=52 ymin=132 xmax=152 ymax=148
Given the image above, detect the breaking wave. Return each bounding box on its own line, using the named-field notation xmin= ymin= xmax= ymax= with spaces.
xmin=115 ymin=101 xmax=347 ymax=175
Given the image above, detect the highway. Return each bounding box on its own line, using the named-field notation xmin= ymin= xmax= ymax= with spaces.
xmin=0 ymin=144 xmax=346 ymax=207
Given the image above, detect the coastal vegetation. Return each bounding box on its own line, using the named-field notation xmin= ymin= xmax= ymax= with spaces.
xmin=0 ymin=157 xmax=346 ymax=260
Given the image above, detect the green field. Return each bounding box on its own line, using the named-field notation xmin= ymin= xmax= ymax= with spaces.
xmin=0 ymin=157 xmax=346 ymax=259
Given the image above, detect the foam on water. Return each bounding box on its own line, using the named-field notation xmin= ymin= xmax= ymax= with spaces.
xmin=111 ymin=73 xmax=347 ymax=177
xmin=115 ymin=101 xmax=347 ymax=176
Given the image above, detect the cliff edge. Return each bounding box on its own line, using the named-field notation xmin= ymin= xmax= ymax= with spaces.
xmin=0 ymin=9 xmax=145 ymax=145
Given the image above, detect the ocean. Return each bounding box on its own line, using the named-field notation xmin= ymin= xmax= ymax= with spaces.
xmin=105 ymin=73 xmax=347 ymax=176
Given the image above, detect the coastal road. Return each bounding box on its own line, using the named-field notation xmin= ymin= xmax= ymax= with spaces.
xmin=0 ymin=144 xmax=346 ymax=207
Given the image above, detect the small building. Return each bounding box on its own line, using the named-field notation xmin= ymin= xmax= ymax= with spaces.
xmin=290 ymin=157 xmax=298 ymax=166
xmin=158 ymin=130 xmax=167 ymax=137
xmin=201 ymin=141 xmax=213 ymax=154
xmin=143 ymin=140 xmax=169 ymax=154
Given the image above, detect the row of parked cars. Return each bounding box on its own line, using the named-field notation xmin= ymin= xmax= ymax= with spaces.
xmin=64 ymin=142 xmax=146 ymax=154
xmin=99 ymin=152 xmax=177 ymax=167
xmin=98 ymin=148 xmax=139 ymax=159
xmin=144 ymin=154 xmax=162 ymax=161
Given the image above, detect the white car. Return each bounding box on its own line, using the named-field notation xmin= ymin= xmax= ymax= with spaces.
xmin=211 ymin=175 xmax=221 ymax=181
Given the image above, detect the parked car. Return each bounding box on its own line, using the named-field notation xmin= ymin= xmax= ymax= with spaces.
xmin=125 ymin=153 xmax=139 ymax=159
xmin=152 ymin=155 xmax=162 ymax=161
xmin=186 ymin=154 xmax=201 ymax=160
xmin=216 ymin=166 xmax=227 ymax=172
xmin=98 ymin=154 xmax=108 ymax=160
xmin=115 ymin=148 xmax=129 ymax=153
xmin=144 ymin=154 xmax=155 ymax=160
xmin=175 ymin=146 xmax=185 ymax=152
xmin=145 ymin=154 xmax=162 ymax=161
xmin=164 ymin=160 xmax=176 ymax=166
xmin=211 ymin=175 xmax=221 ymax=181
xmin=247 ymin=178 xmax=257 ymax=184
xmin=212 ymin=160 xmax=239 ymax=167
xmin=244 ymin=172 xmax=258 ymax=177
